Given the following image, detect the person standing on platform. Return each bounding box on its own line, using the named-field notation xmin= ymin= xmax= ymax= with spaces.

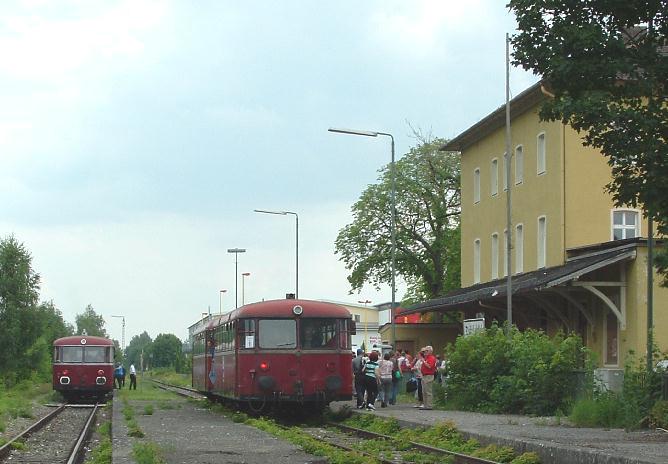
xmin=378 ymin=352 xmax=393 ymax=408
xmin=363 ymin=351 xmax=380 ymax=410
xmin=129 ymin=363 xmax=137 ymax=390
xmin=419 ymin=346 xmax=437 ymax=410
xmin=411 ymin=351 xmax=424 ymax=408
xmin=352 ymin=349 xmax=366 ymax=409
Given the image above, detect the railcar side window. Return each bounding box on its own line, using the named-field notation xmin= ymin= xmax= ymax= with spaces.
xmin=338 ymin=319 xmax=351 ymax=350
xmin=62 ymin=346 xmax=84 ymax=363
xmin=300 ymin=318 xmax=338 ymax=349
xmin=258 ymin=319 xmax=296 ymax=349
xmin=84 ymin=346 xmax=106 ymax=363
xmin=193 ymin=333 xmax=205 ymax=355
xmin=238 ymin=319 xmax=256 ymax=349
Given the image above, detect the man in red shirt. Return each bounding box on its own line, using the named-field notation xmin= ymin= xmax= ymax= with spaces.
xmin=419 ymin=345 xmax=437 ymax=410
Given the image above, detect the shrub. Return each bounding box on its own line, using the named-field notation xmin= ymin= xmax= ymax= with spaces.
xmin=444 ymin=324 xmax=587 ymax=415
xmin=649 ymin=400 xmax=668 ymax=429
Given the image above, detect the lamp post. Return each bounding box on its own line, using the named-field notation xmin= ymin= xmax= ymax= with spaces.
xmin=254 ymin=209 xmax=299 ymax=299
xmin=111 ymin=315 xmax=125 ymax=351
xmin=219 ymin=289 xmax=227 ymax=314
xmin=241 ymin=272 xmax=250 ymax=305
xmin=329 ymin=127 xmax=397 ymax=347
xmin=227 ymin=248 xmax=246 ymax=308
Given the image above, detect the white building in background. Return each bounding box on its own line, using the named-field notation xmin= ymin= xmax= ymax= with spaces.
xmin=320 ymin=300 xmax=381 ymax=353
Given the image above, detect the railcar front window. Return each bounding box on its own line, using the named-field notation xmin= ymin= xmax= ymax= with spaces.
xmin=85 ymin=346 xmax=106 ymax=363
xmin=301 ymin=318 xmax=338 ymax=349
xmin=61 ymin=346 xmax=84 ymax=363
xmin=258 ymin=319 xmax=296 ymax=349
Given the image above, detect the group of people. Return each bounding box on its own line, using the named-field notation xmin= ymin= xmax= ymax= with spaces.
xmin=352 ymin=346 xmax=446 ymax=411
xmin=114 ymin=362 xmax=137 ymax=390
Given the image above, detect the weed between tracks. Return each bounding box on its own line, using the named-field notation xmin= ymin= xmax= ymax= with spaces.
xmin=342 ymin=413 xmax=541 ymax=464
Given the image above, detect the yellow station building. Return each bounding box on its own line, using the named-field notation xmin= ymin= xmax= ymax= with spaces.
xmin=406 ymin=82 xmax=666 ymax=388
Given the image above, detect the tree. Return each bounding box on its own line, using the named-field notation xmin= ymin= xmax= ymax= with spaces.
xmin=335 ymin=136 xmax=461 ymax=303
xmin=125 ymin=331 xmax=153 ymax=368
xmin=508 ymin=1 xmax=668 ymax=280
xmin=151 ymin=333 xmax=184 ymax=370
xmin=0 ymin=235 xmax=42 ymax=385
xmin=75 ymin=304 xmax=108 ymax=337
xmin=25 ymin=301 xmax=74 ymax=381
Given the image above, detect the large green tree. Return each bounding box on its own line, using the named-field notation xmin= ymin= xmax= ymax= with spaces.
xmin=151 ymin=333 xmax=184 ymax=370
xmin=75 ymin=304 xmax=108 ymax=337
xmin=508 ymin=1 xmax=668 ymax=280
xmin=0 ymin=236 xmax=42 ymax=385
xmin=125 ymin=331 xmax=153 ymax=368
xmin=335 ymin=136 xmax=461 ymax=303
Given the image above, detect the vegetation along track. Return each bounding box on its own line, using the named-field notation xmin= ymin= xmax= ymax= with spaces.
xmin=299 ymin=421 xmax=502 ymax=464
xmin=0 ymin=403 xmax=99 ymax=464
xmin=152 ymin=380 xmax=503 ymax=463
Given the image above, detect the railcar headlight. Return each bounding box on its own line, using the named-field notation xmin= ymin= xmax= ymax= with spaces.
xmin=292 ymin=305 xmax=303 ymax=316
xmin=259 ymin=362 xmax=269 ymax=372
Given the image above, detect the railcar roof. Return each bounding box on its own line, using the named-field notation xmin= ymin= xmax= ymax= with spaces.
xmin=204 ymin=299 xmax=351 ymax=330
xmin=53 ymin=335 xmax=114 ymax=346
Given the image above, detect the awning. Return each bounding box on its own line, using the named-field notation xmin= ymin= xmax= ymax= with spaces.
xmin=403 ymin=244 xmax=637 ymax=316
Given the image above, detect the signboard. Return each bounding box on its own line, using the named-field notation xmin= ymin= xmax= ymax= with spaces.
xmin=463 ymin=318 xmax=485 ymax=336
xmin=245 ymin=335 xmax=255 ymax=349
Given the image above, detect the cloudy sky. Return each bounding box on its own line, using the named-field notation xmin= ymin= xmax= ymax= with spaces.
xmin=1 ymin=1 xmax=537 ymax=344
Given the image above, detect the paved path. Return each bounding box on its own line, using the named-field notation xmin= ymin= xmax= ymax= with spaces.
xmin=330 ymin=401 xmax=668 ymax=464
xmin=112 ymin=393 xmax=324 ymax=464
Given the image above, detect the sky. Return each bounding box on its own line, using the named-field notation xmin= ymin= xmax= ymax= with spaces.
xmin=1 ymin=0 xmax=538 ymax=345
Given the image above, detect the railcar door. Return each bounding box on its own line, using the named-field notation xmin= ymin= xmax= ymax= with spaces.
xmin=205 ymin=329 xmax=216 ymax=391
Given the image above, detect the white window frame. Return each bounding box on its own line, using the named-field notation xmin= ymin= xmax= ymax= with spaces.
xmin=473 ymin=168 xmax=481 ymax=204
xmin=537 ymin=132 xmax=546 ymax=175
xmin=515 ymin=144 xmax=524 ymax=185
xmin=490 ymin=158 xmax=498 ymax=196
xmin=473 ymin=238 xmax=481 ymax=284
xmin=491 ymin=232 xmax=499 ymax=279
xmin=611 ymin=209 xmax=640 ymax=240
xmin=515 ymin=223 xmax=524 ymax=274
xmin=537 ymin=215 xmax=547 ymax=269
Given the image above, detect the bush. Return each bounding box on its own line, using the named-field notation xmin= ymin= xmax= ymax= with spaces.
xmin=649 ymin=400 xmax=668 ymax=429
xmin=570 ymin=350 xmax=665 ymax=429
xmin=444 ymin=324 xmax=587 ymax=415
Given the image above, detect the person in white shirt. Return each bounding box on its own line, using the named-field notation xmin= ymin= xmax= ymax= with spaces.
xmin=129 ymin=363 xmax=137 ymax=390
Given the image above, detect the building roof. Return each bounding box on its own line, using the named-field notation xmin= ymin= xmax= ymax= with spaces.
xmin=403 ymin=241 xmax=639 ymax=315
xmin=441 ymin=81 xmax=545 ymax=153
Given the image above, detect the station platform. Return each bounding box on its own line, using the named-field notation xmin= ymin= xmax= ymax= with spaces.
xmin=330 ymin=401 xmax=668 ymax=464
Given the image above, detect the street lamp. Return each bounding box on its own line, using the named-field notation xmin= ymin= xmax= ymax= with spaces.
xmin=219 ymin=289 xmax=227 ymax=314
xmin=241 ymin=272 xmax=251 ymax=305
xmin=329 ymin=127 xmax=397 ymax=347
xmin=254 ymin=209 xmax=299 ymax=299
xmin=227 ymin=248 xmax=246 ymax=308
xmin=111 ymin=315 xmax=125 ymax=351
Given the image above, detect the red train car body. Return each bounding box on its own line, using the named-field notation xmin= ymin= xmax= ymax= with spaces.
xmin=52 ymin=335 xmax=115 ymax=401
xmin=192 ymin=299 xmax=354 ymax=410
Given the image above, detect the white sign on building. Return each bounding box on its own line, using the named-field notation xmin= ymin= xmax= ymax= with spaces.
xmin=463 ymin=318 xmax=485 ymax=336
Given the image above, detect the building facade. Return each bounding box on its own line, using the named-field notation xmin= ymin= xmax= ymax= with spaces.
xmin=407 ymin=82 xmax=666 ymax=385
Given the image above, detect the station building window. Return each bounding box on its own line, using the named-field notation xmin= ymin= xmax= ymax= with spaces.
xmin=612 ymin=210 xmax=639 ymax=240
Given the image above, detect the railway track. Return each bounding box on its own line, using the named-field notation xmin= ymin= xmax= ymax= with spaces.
xmin=318 ymin=421 xmax=501 ymax=464
xmin=150 ymin=380 xmax=503 ymax=463
xmin=150 ymin=379 xmax=207 ymax=400
xmin=0 ymin=403 xmax=99 ymax=464
xmin=295 ymin=421 xmax=501 ymax=464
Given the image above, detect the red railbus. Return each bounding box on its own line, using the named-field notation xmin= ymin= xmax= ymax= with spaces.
xmin=191 ymin=299 xmax=354 ymax=411
xmin=52 ymin=335 xmax=115 ymax=401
